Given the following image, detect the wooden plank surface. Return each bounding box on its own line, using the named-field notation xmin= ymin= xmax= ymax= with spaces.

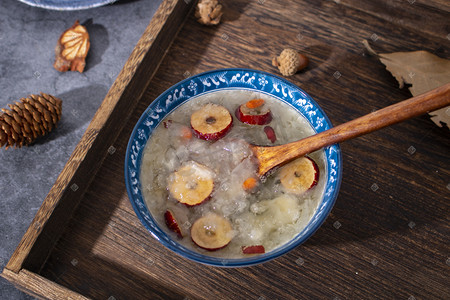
xmin=4 ymin=0 xmax=195 ymax=275
xmin=340 ymin=0 xmax=450 ymax=39
xmin=9 ymin=0 xmax=450 ymax=298
xmin=2 ymin=269 xmax=89 ymax=300
xmin=3 ymin=0 xmax=195 ymax=286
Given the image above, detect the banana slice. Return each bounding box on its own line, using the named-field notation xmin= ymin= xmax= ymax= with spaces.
xmin=279 ymin=156 xmax=319 ymax=195
xmin=191 ymin=103 xmax=233 ymax=140
xmin=168 ymin=161 xmax=214 ymax=206
xmin=191 ymin=213 xmax=233 ymax=251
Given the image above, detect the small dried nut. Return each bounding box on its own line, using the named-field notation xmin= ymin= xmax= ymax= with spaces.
xmin=272 ymin=48 xmax=309 ymax=76
xmin=54 ymin=20 xmax=90 ymax=73
xmin=195 ymin=0 xmax=223 ymax=26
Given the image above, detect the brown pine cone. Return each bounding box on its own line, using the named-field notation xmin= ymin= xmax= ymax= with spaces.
xmin=0 ymin=93 xmax=62 ymax=149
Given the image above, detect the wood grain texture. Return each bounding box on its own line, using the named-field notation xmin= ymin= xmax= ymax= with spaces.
xmin=2 ymin=269 xmax=89 ymax=300
xmin=252 ymin=83 xmax=450 ymax=175
xmin=5 ymin=0 xmax=190 ymax=274
xmin=340 ymin=0 xmax=450 ymax=39
xmin=4 ymin=0 xmax=450 ymax=299
xmin=3 ymin=0 xmax=194 ymax=289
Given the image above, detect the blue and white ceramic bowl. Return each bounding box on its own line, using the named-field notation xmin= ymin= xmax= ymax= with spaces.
xmin=125 ymin=68 xmax=342 ymax=267
xmin=17 ymin=0 xmax=117 ymax=10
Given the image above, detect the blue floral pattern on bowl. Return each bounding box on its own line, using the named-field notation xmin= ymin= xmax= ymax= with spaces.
xmin=125 ymin=68 xmax=342 ymax=267
xmin=17 ymin=0 xmax=117 ymax=10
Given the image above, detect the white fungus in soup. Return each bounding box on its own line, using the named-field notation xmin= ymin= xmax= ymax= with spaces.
xmin=140 ymin=90 xmax=326 ymax=258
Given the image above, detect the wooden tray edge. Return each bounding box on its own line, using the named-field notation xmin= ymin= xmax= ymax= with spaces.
xmin=2 ymin=268 xmax=90 ymax=300
xmin=3 ymin=0 xmax=195 ymax=278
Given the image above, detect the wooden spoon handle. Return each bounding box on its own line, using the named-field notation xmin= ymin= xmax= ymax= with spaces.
xmin=253 ymin=82 xmax=450 ymax=176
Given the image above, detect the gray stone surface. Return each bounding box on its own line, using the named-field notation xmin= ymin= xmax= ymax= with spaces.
xmin=0 ymin=0 xmax=162 ymax=298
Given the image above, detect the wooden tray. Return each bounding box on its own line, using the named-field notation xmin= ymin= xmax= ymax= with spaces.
xmin=2 ymin=0 xmax=449 ymax=299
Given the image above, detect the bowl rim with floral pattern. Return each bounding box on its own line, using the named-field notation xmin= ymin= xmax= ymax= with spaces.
xmin=125 ymin=68 xmax=342 ymax=267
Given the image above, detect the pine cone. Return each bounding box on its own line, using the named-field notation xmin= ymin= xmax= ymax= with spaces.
xmin=0 ymin=93 xmax=62 ymax=149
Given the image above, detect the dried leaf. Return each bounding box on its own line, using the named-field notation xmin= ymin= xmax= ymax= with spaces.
xmin=363 ymin=40 xmax=450 ymax=129
xmin=54 ymin=20 xmax=90 ymax=73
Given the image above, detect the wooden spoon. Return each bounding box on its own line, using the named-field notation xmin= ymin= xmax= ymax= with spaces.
xmin=251 ymin=82 xmax=450 ymax=177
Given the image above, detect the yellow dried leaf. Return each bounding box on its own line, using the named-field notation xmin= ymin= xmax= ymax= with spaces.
xmin=363 ymin=40 xmax=450 ymax=129
xmin=54 ymin=20 xmax=90 ymax=73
